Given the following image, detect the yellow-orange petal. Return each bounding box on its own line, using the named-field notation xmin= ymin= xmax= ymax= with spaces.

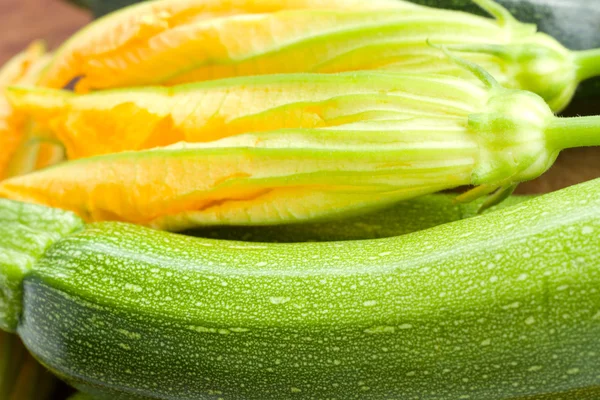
xmin=37 ymin=0 xmax=413 ymax=91
xmin=0 ymin=41 xmax=52 ymax=180
xmin=8 ymin=71 xmax=487 ymax=160
xmin=0 ymin=41 xmax=48 ymax=86
xmin=0 ymin=126 xmax=476 ymax=230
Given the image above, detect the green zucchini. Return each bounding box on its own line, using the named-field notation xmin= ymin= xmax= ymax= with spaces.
xmin=69 ymin=387 xmax=600 ymax=400
xmin=2 ymin=178 xmax=598 ymax=399
xmin=0 ymin=201 xmax=81 ymax=400
xmin=0 ymin=192 xmax=523 ymax=333
xmin=0 ymin=200 xmax=84 ymax=332
xmin=188 ymin=194 xmax=529 ymax=242
xmin=70 ymin=387 xmax=600 ymax=400
xmin=0 ymin=192 xmax=523 ymax=331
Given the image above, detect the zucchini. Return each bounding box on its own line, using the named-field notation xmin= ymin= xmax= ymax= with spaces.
xmin=70 ymin=387 xmax=600 ymax=400
xmin=71 ymin=388 xmax=600 ymax=400
xmin=0 ymin=193 xmax=522 ymax=329
xmin=3 ymin=178 xmax=599 ymax=399
xmin=0 ymin=198 xmax=78 ymax=400
xmin=0 ymin=200 xmax=84 ymax=332
xmin=188 ymin=194 xmax=529 ymax=242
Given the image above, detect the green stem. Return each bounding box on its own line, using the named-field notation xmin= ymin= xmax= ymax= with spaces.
xmin=574 ymin=49 xmax=600 ymax=82
xmin=547 ymin=116 xmax=600 ymax=150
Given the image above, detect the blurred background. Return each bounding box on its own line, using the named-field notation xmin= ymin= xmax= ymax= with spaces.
xmin=0 ymin=0 xmax=88 ymax=65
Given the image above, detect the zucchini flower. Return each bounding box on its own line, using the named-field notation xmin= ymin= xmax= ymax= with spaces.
xmin=0 ymin=42 xmax=57 ymax=180
xmin=2 ymin=65 xmax=599 ymax=230
xmin=35 ymin=0 xmax=600 ymax=112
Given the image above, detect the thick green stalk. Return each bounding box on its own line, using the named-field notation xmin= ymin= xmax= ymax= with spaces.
xmin=575 ymin=49 xmax=600 ymax=83
xmin=547 ymin=116 xmax=600 ymax=150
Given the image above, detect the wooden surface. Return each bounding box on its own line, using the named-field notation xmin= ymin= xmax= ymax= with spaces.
xmin=0 ymin=0 xmax=89 ymax=65
xmin=0 ymin=0 xmax=599 ymax=194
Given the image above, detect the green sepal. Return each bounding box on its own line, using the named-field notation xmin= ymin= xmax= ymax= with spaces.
xmin=427 ymin=40 xmax=500 ymax=89
xmin=454 ymin=184 xmax=501 ymax=205
xmin=473 ymin=0 xmax=518 ymax=27
xmin=477 ymin=183 xmax=519 ymax=213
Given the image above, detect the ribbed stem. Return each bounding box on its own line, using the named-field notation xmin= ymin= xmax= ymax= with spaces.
xmin=574 ymin=49 xmax=600 ymax=82
xmin=546 ymin=116 xmax=600 ymax=150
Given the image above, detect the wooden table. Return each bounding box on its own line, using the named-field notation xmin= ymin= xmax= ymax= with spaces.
xmin=1 ymin=0 xmax=599 ymax=194
xmin=0 ymin=0 xmax=89 ymax=64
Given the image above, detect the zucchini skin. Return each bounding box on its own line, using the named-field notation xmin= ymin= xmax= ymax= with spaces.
xmin=18 ymin=179 xmax=600 ymax=400
xmin=187 ymin=194 xmax=530 ymax=242
xmin=68 ymin=387 xmax=600 ymax=400
xmin=0 ymin=199 xmax=84 ymax=332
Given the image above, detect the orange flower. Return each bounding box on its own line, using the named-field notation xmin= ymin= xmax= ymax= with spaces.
xmin=6 ymin=70 xmax=596 ymax=230
xmin=0 ymin=41 xmax=53 ymax=180
xmin=38 ymin=0 xmax=410 ymax=92
xmin=7 ymin=72 xmax=483 ymax=160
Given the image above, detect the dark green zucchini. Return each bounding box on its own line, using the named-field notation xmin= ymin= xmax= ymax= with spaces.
xmin=69 ymin=387 xmax=600 ymax=400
